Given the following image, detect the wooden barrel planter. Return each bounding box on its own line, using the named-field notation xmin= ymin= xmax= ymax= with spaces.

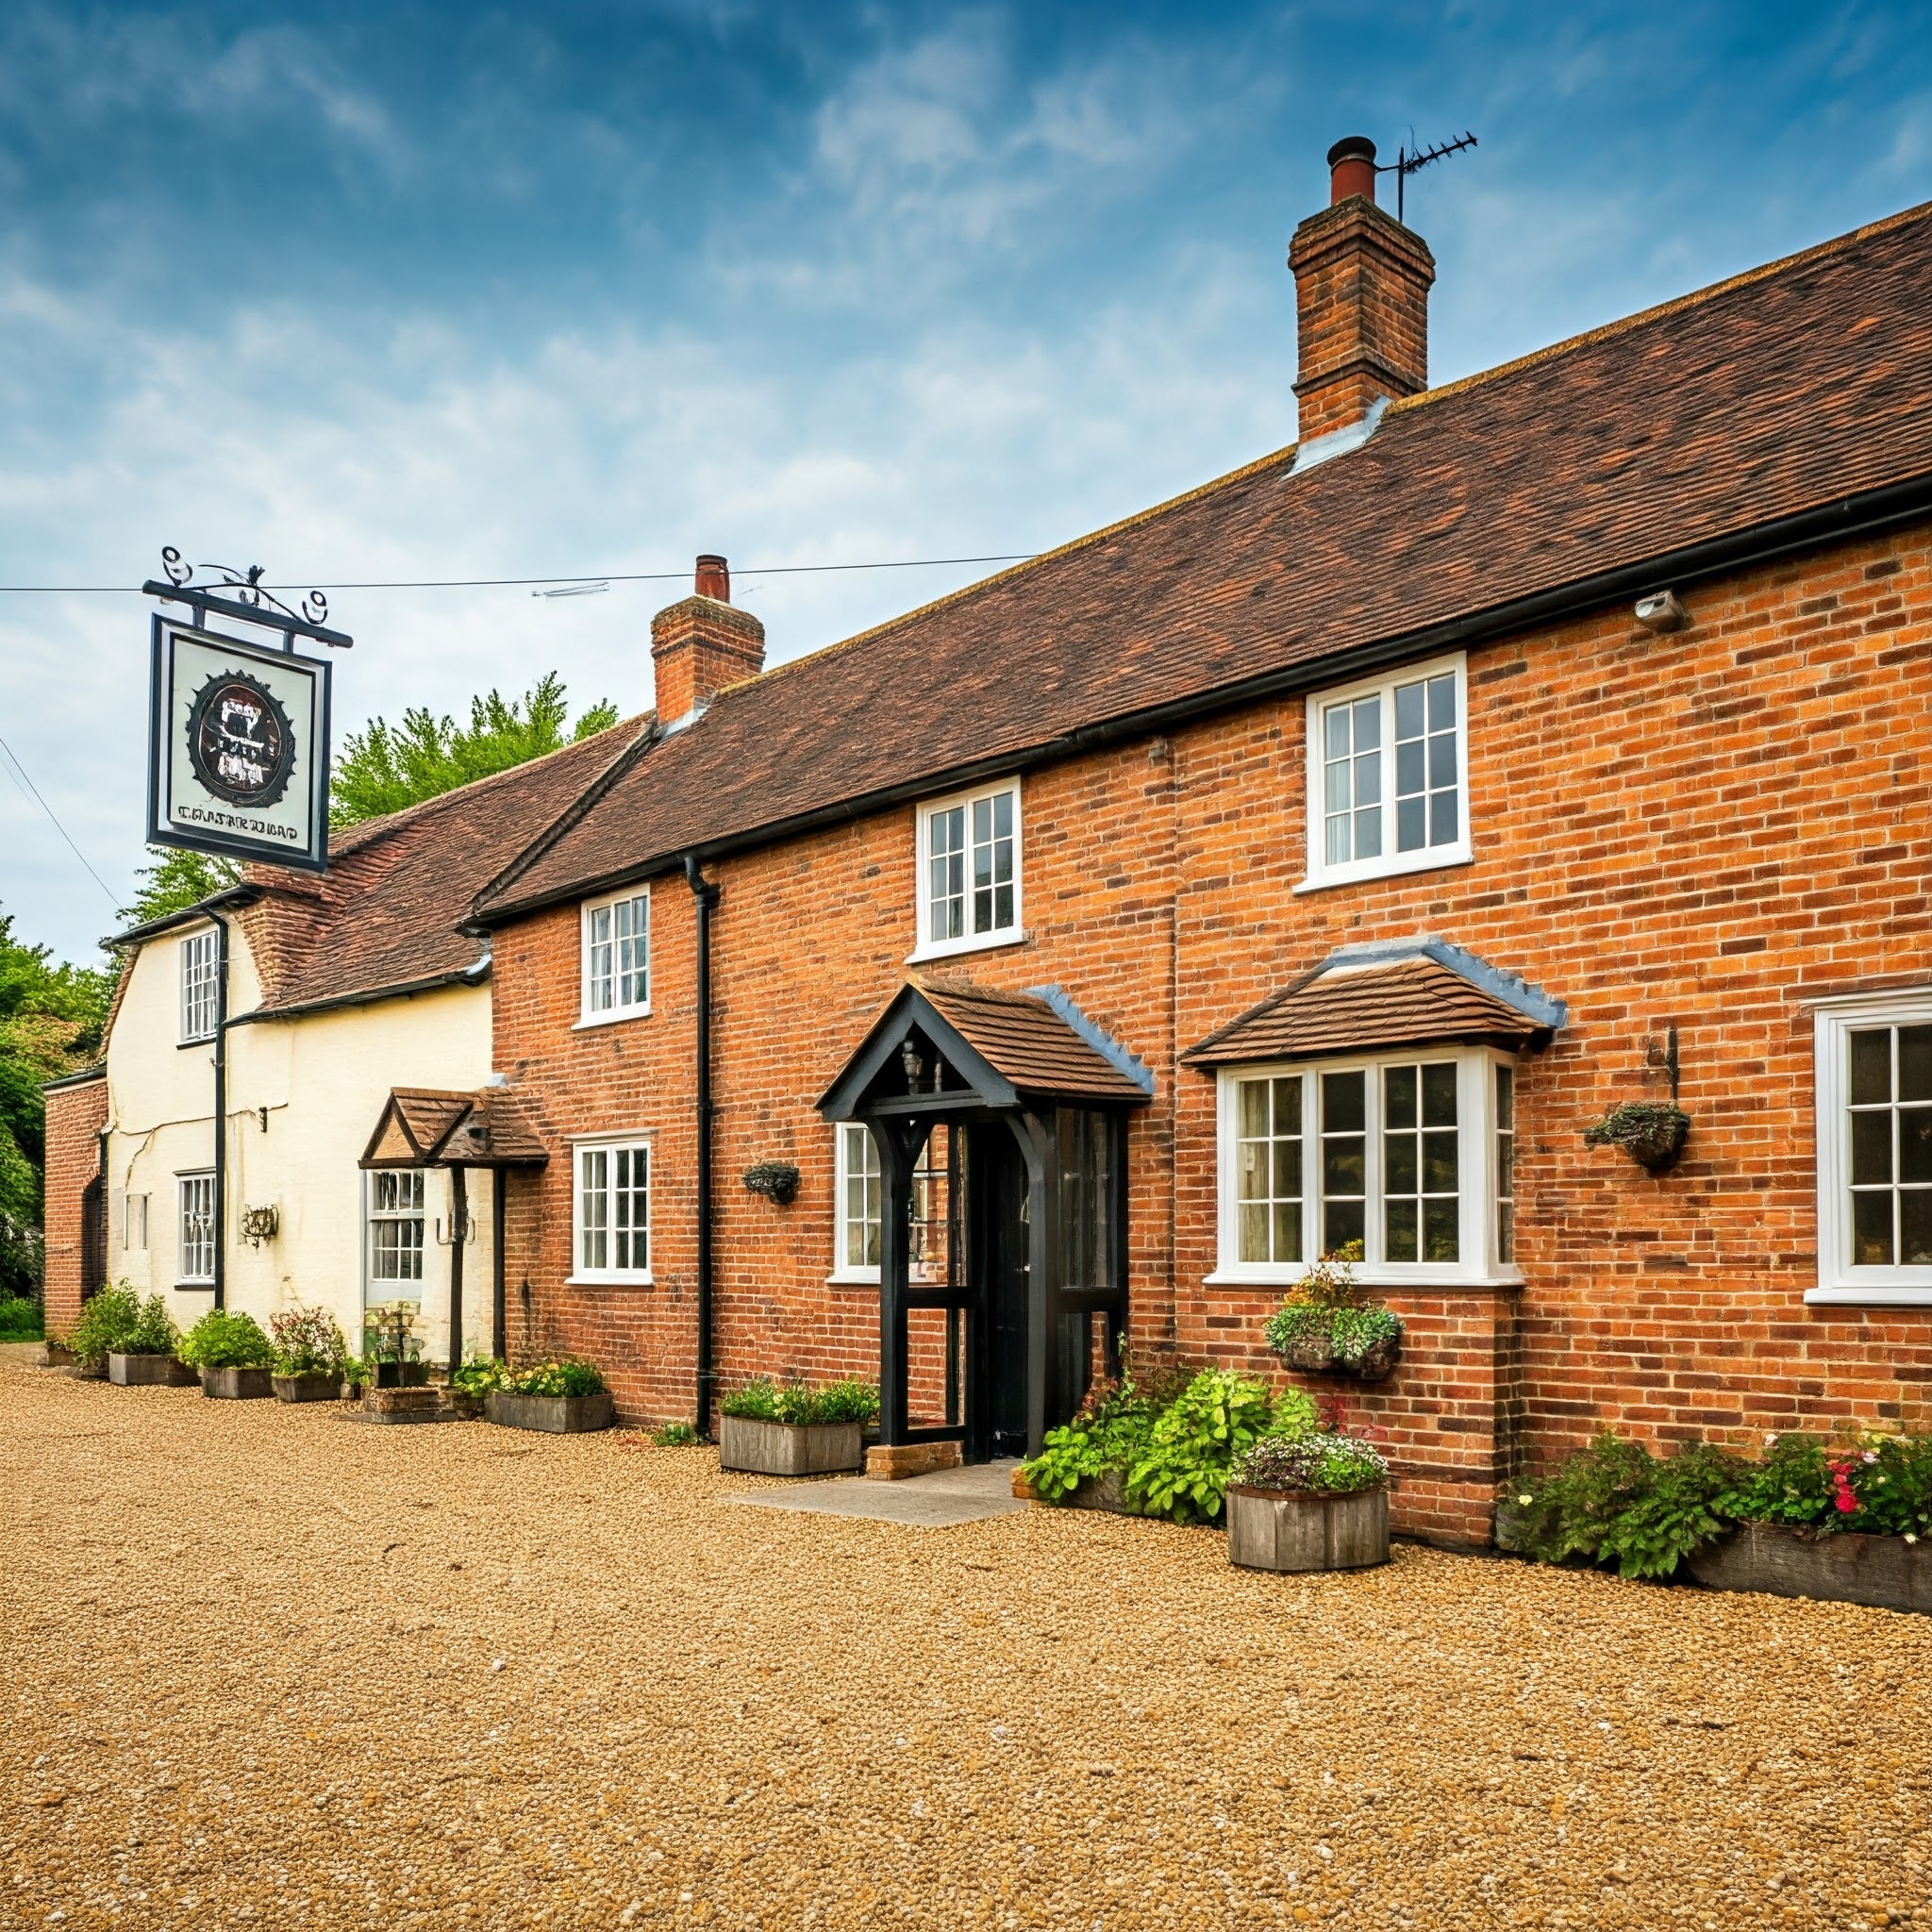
xmin=484 ymin=1391 xmax=615 ymax=1435
xmin=1226 ymin=1485 xmax=1390 ymax=1574
xmin=719 ymin=1415 xmax=862 ymax=1476
xmin=272 ymin=1371 xmax=342 ymax=1404
xmin=201 ymin=1366 xmax=275 ymax=1400
xmin=108 ymin=1352 xmax=196 ymax=1388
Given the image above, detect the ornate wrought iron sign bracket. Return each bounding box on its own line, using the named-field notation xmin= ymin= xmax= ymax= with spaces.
xmin=142 ymin=548 xmax=354 ymax=651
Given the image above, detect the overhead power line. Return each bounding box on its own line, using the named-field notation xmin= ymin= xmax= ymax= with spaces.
xmin=0 ymin=552 xmax=1037 ymax=595
xmin=0 ymin=730 xmax=122 ymax=909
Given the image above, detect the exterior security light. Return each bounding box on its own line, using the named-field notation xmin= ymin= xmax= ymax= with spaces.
xmin=1635 ymin=590 xmax=1689 ymax=634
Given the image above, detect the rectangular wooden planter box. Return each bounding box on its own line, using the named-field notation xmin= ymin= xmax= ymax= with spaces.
xmin=484 ymin=1390 xmax=614 ymax=1435
xmin=108 ymin=1352 xmax=196 ymax=1388
xmin=200 ymin=1365 xmax=275 ymax=1400
xmin=1227 ymin=1485 xmax=1391 ymax=1574
xmin=273 ymin=1371 xmax=342 ymax=1404
xmin=719 ymin=1414 xmax=862 ymax=1476
xmin=40 ymin=1341 xmax=76 ymax=1368
xmin=1685 ymin=1522 xmax=1932 ymax=1615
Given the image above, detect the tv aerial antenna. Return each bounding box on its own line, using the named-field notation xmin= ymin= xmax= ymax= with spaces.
xmin=1380 ymin=129 xmax=1477 ymax=225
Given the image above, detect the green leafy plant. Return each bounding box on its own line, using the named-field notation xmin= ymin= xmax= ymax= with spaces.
xmin=720 ymin=1377 xmax=879 ymax=1425
xmin=0 ymin=1291 xmax=45 ymax=1341
xmin=651 ymin=1420 xmax=700 ymax=1447
xmin=340 ymin=1356 xmax=369 ymax=1393
xmin=176 ymin=1308 xmax=275 ymax=1372
xmin=1233 ymin=1429 xmax=1390 ymax=1495
xmin=1126 ymin=1370 xmax=1303 ymax=1526
xmin=1022 ymin=1372 xmax=1162 ymax=1505
xmin=450 ymin=1357 xmax=510 ymax=1398
xmin=125 ymin=1294 xmax=180 ymax=1356
xmin=1263 ymin=1242 xmax=1405 ymax=1380
xmin=67 ymin=1282 xmax=141 ymax=1367
xmin=267 ymin=1306 xmax=346 ymax=1375
xmin=500 ymin=1357 xmax=607 ymax=1398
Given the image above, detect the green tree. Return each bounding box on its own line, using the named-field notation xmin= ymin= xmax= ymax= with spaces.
xmin=328 ymin=672 xmax=618 ymax=828
xmin=121 ymin=847 xmax=242 ymax=928
xmin=0 ymin=907 xmax=113 ymax=1297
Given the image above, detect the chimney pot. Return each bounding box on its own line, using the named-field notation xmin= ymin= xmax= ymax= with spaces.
xmin=1326 ymin=135 xmax=1378 ymax=205
xmin=694 ymin=554 xmax=730 ymax=602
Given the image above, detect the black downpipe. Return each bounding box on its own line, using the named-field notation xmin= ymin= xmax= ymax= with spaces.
xmin=684 ymin=855 xmax=722 ymax=1440
xmin=491 ymin=1167 xmax=507 ymax=1361
xmin=210 ymin=914 xmax=230 ymax=1311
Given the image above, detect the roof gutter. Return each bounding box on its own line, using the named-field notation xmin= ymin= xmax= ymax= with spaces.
xmin=226 ymin=959 xmax=490 ymax=1028
xmin=104 ymin=885 xmax=261 ymax=952
xmin=469 ymin=468 xmax=1932 ymax=926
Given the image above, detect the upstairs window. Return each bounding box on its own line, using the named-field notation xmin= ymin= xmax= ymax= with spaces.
xmin=913 ymin=781 xmax=1022 ymax=960
xmin=581 ymin=889 xmax=650 ymax=1023
xmin=1302 ymin=655 xmax=1470 ymax=891
xmin=179 ymin=929 xmax=218 ymax=1041
xmin=1811 ymin=991 xmax=1932 ymax=1302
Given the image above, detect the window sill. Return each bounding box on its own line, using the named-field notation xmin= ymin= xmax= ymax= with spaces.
xmin=1293 ymin=847 xmax=1473 ymax=895
xmin=1204 ymin=1267 xmax=1523 ymax=1291
xmin=1805 ymin=1282 xmax=1932 ymax=1306
xmin=174 ymin=1280 xmax=216 ymax=1291
xmin=176 ymin=1037 xmax=214 ymax=1050
xmin=906 ymin=928 xmax=1029 ymax=967
xmin=572 ymin=1006 xmax=652 ymax=1031
xmin=565 ymin=1273 xmax=656 ymax=1289
xmin=825 ymin=1271 xmax=881 ymax=1289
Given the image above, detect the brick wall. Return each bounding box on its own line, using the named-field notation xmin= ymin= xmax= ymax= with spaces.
xmin=491 ymin=518 xmax=1932 ymax=1543
xmin=42 ymin=1075 xmax=108 ymax=1336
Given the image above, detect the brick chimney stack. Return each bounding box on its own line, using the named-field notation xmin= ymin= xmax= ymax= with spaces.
xmin=1288 ymin=136 xmax=1436 ymax=443
xmin=650 ymin=554 xmax=766 ymax=727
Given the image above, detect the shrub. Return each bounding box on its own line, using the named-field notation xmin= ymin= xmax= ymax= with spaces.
xmin=176 ymin=1309 xmax=274 ymax=1372
xmin=721 ymin=1377 xmax=879 ymax=1425
xmin=1022 ymin=1372 xmax=1163 ymax=1505
xmin=450 ymin=1357 xmax=509 ymax=1398
xmin=1126 ymin=1370 xmax=1299 ymax=1526
xmin=67 ymin=1283 xmax=141 ymax=1366
xmin=268 ymin=1307 xmax=347 ymax=1376
xmin=125 ymin=1294 xmax=180 ymax=1356
xmin=652 ymin=1420 xmax=700 ymax=1447
xmin=1233 ymin=1430 xmax=1390 ymax=1496
xmin=0 ymin=1292 xmax=45 ymax=1341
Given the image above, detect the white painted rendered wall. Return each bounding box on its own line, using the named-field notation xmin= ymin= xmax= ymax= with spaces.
xmin=103 ymin=918 xmax=499 ymax=1365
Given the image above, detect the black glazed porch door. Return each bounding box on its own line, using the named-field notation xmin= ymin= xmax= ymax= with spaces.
xmin=971 ymin=1123 xmax=1030 ymax=1457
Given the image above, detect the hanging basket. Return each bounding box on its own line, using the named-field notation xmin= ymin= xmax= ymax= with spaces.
xmin=1583 ymin=1102 xmax=1690 ymax=1173
xmin=741 ymin=1159 xmax=802 ymax=1206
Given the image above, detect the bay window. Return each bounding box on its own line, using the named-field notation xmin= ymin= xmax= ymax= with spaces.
xmin=1214 ymin=1046 xmax=1518 ymax=1285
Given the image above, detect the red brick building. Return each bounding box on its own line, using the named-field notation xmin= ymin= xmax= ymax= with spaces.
xmin=53 ymin=143 xmax=1931 ymax=1546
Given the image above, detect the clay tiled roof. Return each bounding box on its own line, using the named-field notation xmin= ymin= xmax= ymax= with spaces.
xmin=475 ymin=200 xmax=1932 ymax=921
xmin=228 ymin=718 xmax=648 ymax=1017
xmin=1184 ymin=957 xmax=1553 ymax=1067
xmin=921 ymin=981 xmax=1150 ymax=1104
xmin=361 ymin=1087 xmax=549 ymax=1168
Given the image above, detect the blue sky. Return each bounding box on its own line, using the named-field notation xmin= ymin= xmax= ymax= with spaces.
xmin=2 ymin=0 xmax=1928 ymax=963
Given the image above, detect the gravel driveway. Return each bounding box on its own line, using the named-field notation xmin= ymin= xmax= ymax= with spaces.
xmin=5 ymin=1357 xmax=1929 ymax=1930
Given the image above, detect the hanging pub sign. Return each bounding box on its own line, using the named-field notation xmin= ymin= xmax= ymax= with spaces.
xmin=142 ymin=552 xmax=351 ymax=874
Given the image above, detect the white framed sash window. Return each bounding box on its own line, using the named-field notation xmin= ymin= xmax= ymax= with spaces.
xmin=830 ymin=1123 xmax=882 ymax=1283
xmin=579 ymin=887 xmax=651 ymax=1024
xmin=177 ymin=1172 xmax=215 ymax=1284
xmin=366 ymin=1170 xmax=427 ymax=1297
xmin=909 ymin=779 xmax=1024 ymax=963
xmin=572 ymin=1138 xmax=652 ymax=1284
xmin=179 ymin=929 xmax=218 ymax=1042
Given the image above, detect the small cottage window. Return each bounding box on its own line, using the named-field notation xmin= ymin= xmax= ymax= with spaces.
xmin=177 ymin=1173 xmax=215 ymax=1284
xmin=1212 ymin=1046 xmax=1517 ymax=1286
xmin=580 ymin=889 xmax=650 ymax=1023
xmin=911 ymin=780 xmax=1023 ymax=961
xmin=575 ymin=1140 xmax=651 ymax=1281
xmin=1300 ymin=655 xmax=1470 ymax=891
xmin=367 ymin=1171 xmax=425 ymax=1290
xmin=179 ymin=929 xmax=218 ymax=1042
xmin=832 ymin=1123 xmax=882 ymax=1281
xmin=1810 ymin=990 xmax=1932 ymax=1303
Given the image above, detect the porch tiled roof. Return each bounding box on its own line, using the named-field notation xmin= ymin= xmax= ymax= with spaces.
xmin=475 ymin=199 xmax=1932 ymax=921
xmin=921 ymin=982 xmax=1150 ymax=1105
xmin=362 ymin=1087 xmax=549 ymax=1168
xmin=1183 ymin=957 xmax=1552 ymax=1067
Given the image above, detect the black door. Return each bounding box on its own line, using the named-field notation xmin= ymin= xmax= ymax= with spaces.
xmin=970 ymin=1122 xmax=1030 ymax=1458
